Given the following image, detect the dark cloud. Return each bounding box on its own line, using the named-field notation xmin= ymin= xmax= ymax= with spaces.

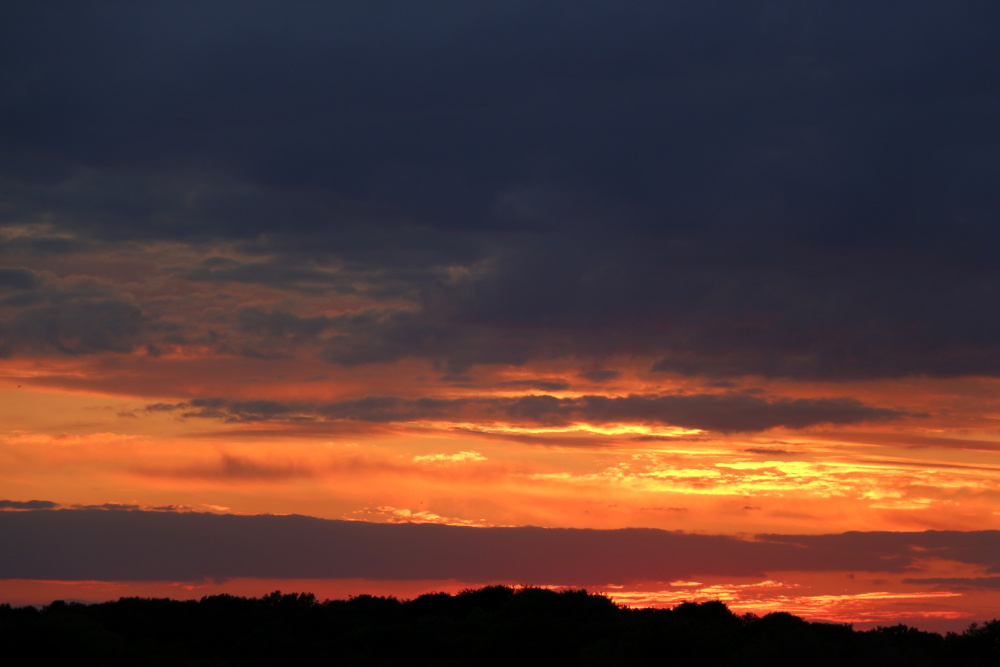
xmin=70 ymin=503 xmax=142 ymax=511
xmin=236 ymin=307 xmax=334 ymax=339
xmin=181 ymin=259 xmax=345 ymax=293
xmin=578 ymin=370 xmax=621 ymax=383
xmin=760 ymin=531 xmax=1000 ymax=574
xmin=1 ymin=2 xmax=998 ymax=379
xmin=4 ymin=2 xmax=997 ymax=236
xmin=294 ymin=237 xmax=1000 ymax=378
xmin=321 ymin=309 xmax=536 ymax=371
xmin=0 ymin=499 xmax=59 ymax=510
xmin=0 ymin=267 xmax=41 ymax=290
xmin=0 ymin=267 xmax=42 ymax=299
xmin=0 ymin=275 xmax=144 ymax=357
xmin=3 ymin=510 xmax=997 ymax=584
xmin=60 ymin=502 xmax=197 ymax=512
xmin=155 ymin=391 xmax=909 ymax=433
xmin=505 ymin=393 xmax=910 ymax=432
xmin=0 ymin=230 xmax=86 ymax=257
xmin=173 ymin=398 xmax=313 ymax=424
xmin=497 ymin=380 xmax=571 ymax=392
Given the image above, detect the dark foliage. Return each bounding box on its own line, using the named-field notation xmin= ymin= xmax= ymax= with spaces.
xmin=0 ymin=588 xmax=997 ymax=666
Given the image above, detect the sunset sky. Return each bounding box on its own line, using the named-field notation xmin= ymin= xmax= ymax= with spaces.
xmin=3 ymin=1 xmax=1000 ymax=632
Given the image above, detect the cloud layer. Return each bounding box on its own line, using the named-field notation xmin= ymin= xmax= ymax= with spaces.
xmin=3 ymin=510 xmax=998 ymax=585
xmin=150 ymin=392 xmax=909 ymax=433
xmin=1 ymin=2 xmax=999 ymax=379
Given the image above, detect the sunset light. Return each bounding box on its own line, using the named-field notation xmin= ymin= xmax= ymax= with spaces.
xmin=3 ymin=1 xmax=1000 ymax=638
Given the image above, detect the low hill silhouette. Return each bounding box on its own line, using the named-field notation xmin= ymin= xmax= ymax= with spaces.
xmin=2 ymin=586 xmax=998 ymax=665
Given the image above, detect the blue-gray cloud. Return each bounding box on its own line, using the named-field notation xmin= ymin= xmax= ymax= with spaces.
xmin=151 ymin=392 xmax=910 ymax=433
xmin=0 ymin=272 xmax=144 ymax=357
xmin=2 ymin=2 xmax=999 ymax=378
xmin=2 ymin=510 xmax=998 ymax=584
xmin=0 ymin=499 xmax=59 ymax=510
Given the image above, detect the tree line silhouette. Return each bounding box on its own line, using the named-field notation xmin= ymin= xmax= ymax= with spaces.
xmin=1 ymin=586 xmax=998 ymax=666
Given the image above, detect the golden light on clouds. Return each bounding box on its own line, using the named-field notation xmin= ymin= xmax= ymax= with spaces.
xmin=5 ymin=2 xmax=1000 ymax=633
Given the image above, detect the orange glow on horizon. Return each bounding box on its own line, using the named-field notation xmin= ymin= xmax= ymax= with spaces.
xmin=4 ymin=325 xmax=1000 ymax=623
xmin=5 ymin=3 xmax=1000 ymax=637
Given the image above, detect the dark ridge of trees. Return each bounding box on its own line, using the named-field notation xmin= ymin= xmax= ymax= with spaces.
xmin=1 ymin=587 xmax=998 ymax=666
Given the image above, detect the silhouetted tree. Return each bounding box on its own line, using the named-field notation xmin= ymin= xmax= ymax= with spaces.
xmin=0 ymin=588 xmax=996 ymax=666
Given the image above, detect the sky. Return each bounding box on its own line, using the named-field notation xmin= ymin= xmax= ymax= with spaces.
xmin=2 ymin=1 xmax=1000 ymax=632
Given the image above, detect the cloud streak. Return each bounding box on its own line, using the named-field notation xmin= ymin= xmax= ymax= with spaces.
xmin=0 ymin=499 xmax=58 ymax=510
xmin=151 ymin=392 xmax=910 ymax=433
xmin=3 ymin=510 xmax=998 ymax=585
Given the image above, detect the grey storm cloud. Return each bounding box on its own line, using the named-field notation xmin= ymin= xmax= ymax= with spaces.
xmin=4 ymin=1 xmax=996 ymax=237
xmin=236 ymin=307 xmax=334 ymax=339
xmin=181 ymin=258 xmax=345 ymax=293
xmin=0 ymin=267 xmax=41 ymax=290
xmin=2 ymin=510 xmax=998 ymax=584
xmin=0 ymin=271 xmax=144 ymax=357
xmin=319 ymin=309 xmax=538 ymax=371
xmin=275 ymin=237 xmax=1000 ymax=378
xmin=578 ymin=370 xmax=622 ymax=383
xmin=0 ymin=499 xmax=59 ymax=510
xmin=70 ymin=503 xmax=142 ymax=511
xmin=156 ymin=392 xmax=910 ymax=433
xmin=760 ymin=530 xmax=1000 ymax=575
xmin=1 ymin=2 xmax=999 ymax=379
xmin=497 ymin=380 xmax=572 ymax=392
